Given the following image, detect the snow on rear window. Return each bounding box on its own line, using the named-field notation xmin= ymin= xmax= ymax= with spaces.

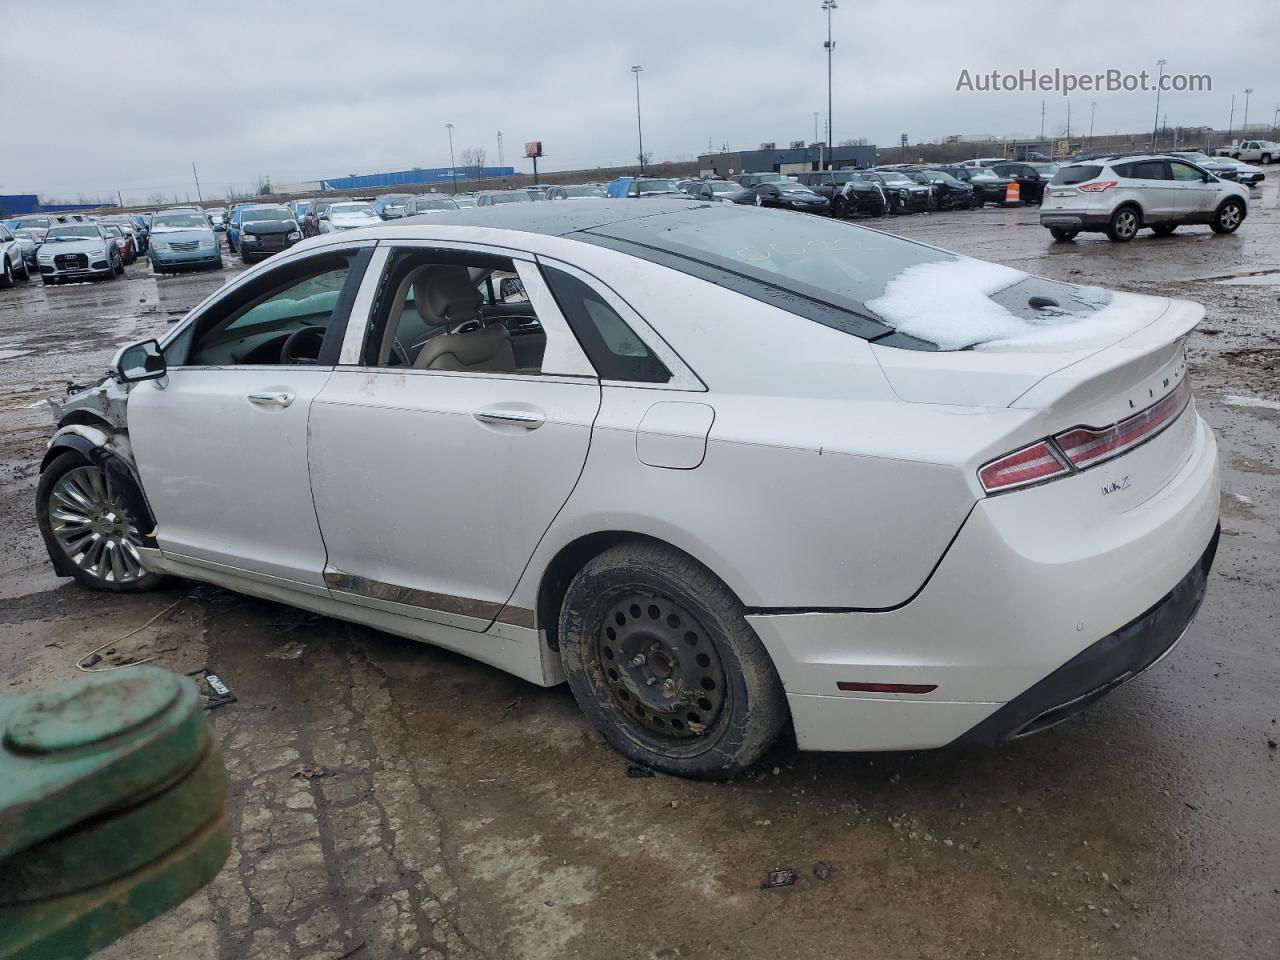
xmin=866 ymin=258 xmax=1151 ymax=351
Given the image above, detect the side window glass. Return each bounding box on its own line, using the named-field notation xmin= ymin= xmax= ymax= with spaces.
xmin=1169 ymin=162 xmax=1201 ymax=182
xmin=361 ymin=251 xmax=543 ymax=375
xmin=186 ymin=255 xmax=355 ymax=367
xmin=542 ymin=266 xmax=670 ymax=383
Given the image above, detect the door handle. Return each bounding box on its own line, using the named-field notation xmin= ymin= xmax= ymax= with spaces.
xmin=474 ymin=408 xmax=545 ymax=429
xmin=248 ymin=391 xmax=295 ymax=408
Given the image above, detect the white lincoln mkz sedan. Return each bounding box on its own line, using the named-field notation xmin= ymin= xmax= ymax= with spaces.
xmin=37 ymin=200 xmax=1220 ymax=778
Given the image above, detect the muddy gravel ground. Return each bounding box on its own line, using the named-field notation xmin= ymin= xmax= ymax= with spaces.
xmin=2 ymin=193 xmax=1279 ymax=960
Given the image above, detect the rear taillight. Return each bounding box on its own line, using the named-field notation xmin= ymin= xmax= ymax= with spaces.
xmin=979 ymin=378 xmax=1191 ymax=495
xmin=1053 ymin=377 xmax=1190 ymax=470
xmin=978 ymin=441 xmax=1070 ymax=494
xmin=1078 ymin=181 xmax=1118 ymax=193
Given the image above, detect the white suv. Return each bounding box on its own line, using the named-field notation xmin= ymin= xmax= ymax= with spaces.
xmin=1040 ymin=154 xmax=1248 ymax=243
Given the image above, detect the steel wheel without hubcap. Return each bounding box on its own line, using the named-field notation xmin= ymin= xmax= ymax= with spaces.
xmin=47 ymin=465 xmax=147 ymax=585
xmin=598 ymin=593 xmax=726 ymax=738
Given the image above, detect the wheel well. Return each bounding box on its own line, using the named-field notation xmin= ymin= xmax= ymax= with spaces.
xmin=1113 ymin=201 xmax=1143 ymax=223
xmin=536 ymin=531 xmax=688 ymax=651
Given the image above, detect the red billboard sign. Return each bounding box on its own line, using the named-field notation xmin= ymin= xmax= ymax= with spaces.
xmin=524 ymin=141 xmax=543 ymax=158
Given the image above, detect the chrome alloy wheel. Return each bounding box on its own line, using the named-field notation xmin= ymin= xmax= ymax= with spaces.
xmin=47 ymin=465 xmax=147 ymax=584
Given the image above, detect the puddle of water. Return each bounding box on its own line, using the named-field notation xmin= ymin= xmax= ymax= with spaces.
xmin=1215 ymin=272 xmax=1280 ymax=287
xmin=0 ymin=349 xmax=34 ymax=361
xmin=1223 ymin=394 xmax=1280 ymax=410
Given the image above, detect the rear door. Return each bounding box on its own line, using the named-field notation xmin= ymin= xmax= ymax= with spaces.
xmin=1114 ymin=160 xmax=1175 ymax=221
xmin=307 ymin=243 xmax=601 ymax=630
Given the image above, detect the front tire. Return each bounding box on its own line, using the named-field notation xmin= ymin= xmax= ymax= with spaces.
xmin=1049 ymin=227 xmax=1078 ymax=242
xmin=37 ymin=452 xmax=168 ymax=593
xmin=558 ymin=541 xmax=788 ymax=780
xmin=1106 ymin=206 xmax=1141 ymax=242
xmin=1211 ymin=198 xmax=1245 ymax=234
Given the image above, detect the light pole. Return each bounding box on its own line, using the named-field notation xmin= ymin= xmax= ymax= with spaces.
xmin=1088 ymin=101 xmax=1096 ymax=147
xmin=1273 ymin=106 xmax=1280 ymax=137
xmin=1150 ymin=59 xmax=1166 ymax=149
xmin=445 ymin=123 xmax=457 ymax=194
xmin=822 ymin=0 xmax=837 ymax=162
xmin=1227 ymin=95 xmax=1235 ymax=141
xmin=1242 ymin=88 xmax=1253 ymax=132
xmin=631 ymin=65 xmax=645 ymax=174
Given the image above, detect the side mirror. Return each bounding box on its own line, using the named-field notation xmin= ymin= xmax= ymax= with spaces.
xmin=114 ymin=339 xmax=166 ymax=383
xmin=1203 ymin=173 xmax=1214 ymax=183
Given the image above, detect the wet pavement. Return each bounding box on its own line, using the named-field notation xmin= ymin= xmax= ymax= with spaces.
xmin=1 ymin=193 xmax=1278 ymax=959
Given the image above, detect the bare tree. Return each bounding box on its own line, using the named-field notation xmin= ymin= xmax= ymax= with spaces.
xmin=460 ymin=147 xmax=487 ymax=184
xmin=146 ymin=193 xmax=167 ymax=206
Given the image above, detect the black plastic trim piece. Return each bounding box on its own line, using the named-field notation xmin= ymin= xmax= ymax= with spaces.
xmin=43 ymin=434 xmax=159 ymax=548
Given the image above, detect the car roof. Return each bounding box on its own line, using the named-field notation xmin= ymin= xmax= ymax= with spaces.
xmin=399 ymin=198 xmax=708 ymax=235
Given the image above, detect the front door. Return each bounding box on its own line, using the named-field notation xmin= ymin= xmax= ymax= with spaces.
xmin=1169 ymin=159 xmax=1218 ymax=221
xmin=307 ymin=245 xmax=601 ymax=630
xmin=128 ymin=245 xmax=372 ymax=591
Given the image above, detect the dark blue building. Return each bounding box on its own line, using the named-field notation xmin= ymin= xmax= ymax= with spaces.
xmin=0 ymin=194 xmax=112 ymax=217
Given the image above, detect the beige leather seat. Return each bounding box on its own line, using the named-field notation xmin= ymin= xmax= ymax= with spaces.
xmin=410 ymin=266 xmax=516 ymax=372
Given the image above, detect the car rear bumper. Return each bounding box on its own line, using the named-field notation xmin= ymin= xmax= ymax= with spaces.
xmin=748 ymin=411 xmax=1220 ymax=752
xmin=1039 ymin=211 xmax=1112 ymax=230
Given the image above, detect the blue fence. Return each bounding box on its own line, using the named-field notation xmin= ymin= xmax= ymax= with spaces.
xmin=0 ymin=195 xmax=114 ymax=217
xmin=319 ymin=167 xmax=516 ymax=192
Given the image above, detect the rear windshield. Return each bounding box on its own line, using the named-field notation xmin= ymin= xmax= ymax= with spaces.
xmin=1052 ymin=165 xmax=1103 ymax=185
xmin=591 ymin=207 xmax=950 ymax=320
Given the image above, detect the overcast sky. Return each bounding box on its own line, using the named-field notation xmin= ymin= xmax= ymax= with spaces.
xmin=3 ymin=0 xmax=1276 ymax=202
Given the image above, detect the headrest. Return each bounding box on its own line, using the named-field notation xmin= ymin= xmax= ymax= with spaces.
xmin=412 ymin=265 xmax=481 ymax=328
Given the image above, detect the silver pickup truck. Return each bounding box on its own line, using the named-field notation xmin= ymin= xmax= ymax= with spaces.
xmin=1215 ymin=140 xmax=1278 ymax=163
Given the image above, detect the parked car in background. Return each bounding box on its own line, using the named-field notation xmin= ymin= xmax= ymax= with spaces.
xmin=373 ymin=194 xmax=415 ymax=220
xmin=236 ymin=204 xmax=303 ymax=262
xmin=610 ymin=177 xmax=686 ymax=198
xmin=6 ymin=215 xmax=54 ymax=244
xmin=991 ymin=162 xmax=1058 ymax=204
xmin=10 ymin=229 xmax=40 ymax=270
xmin=226 ymin=204 xmax=251 ymax=252
xmin=289 ymin=199 xmax=314 ymax=226
xmin=546 ymin=184 xmax=607 ymax=200
xmin=301 ymin=199 xmax=336 ymax=237
xmin=1167 ymin=151 xmax=1239 ymax=181
xmin=148 ymin=209 xmax=222 ymax=273
xmin=522 ymin=186 xmax=552 ymax=201
xmin=937 ymin=165 xmax=1015 ymax=206
xmin=794 ymin=170 xmax=883 ymax=217
xmin=0 ymin=224 xmax=31 ymax=286
xmin=104 ymin=217 xmax=146 ymax=254
xmin=1214 ymin=140 xmax=1278 ymax=163
xmin=745 ymin=180 xmax=830 ymax=213
xmin=959 ymin=157 xmax=1008 ymax=168
xmin=1041 ymin=154 xmax=1248 ymax=242
xmin=40 ymin=200 xmax=1221 ymax=779
xmin=127 ymin=214 xmax=150 ymax=252
xmin=732 ymin=172 xmax=792 ymax=188
xmin=404 ymin=195 xmax=461 ymax=216
xmin=916 ymin=169 xmax=977 ymax=209
xmin=102 ymin=224 xmax=137 ymax=264
xmin=688 ymin=180 xmax=754 ymax=204
xmin=1212 ymin=157 xmax=1266 ymax=186
xmin=36 ymin=223 xmax=123 ymax=283
xmin=321 ymin=201 xmax=382 ymax=232
xmin=862 ymin=171 xmax=932 ymax=213
xmin=207 ymin=207 xmax=228 ymax=231
xmin=453 ymin=194 xmax=478 ymax=208
xmin=475 ymin=190 xmax=534 ymax=206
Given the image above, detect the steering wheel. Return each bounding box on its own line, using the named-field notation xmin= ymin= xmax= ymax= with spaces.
xmin=280 ymin=325 xmax=327 ymax=365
